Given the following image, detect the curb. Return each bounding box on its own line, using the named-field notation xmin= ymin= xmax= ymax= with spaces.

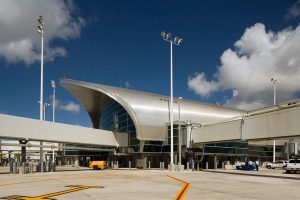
xmin=203 ymin=170 xmax=300 ymax=180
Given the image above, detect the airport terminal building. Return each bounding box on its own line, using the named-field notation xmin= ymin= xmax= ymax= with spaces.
xmin=60 ymin=79 xmax=282 ymax=168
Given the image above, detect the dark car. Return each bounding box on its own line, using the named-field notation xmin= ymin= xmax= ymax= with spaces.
xmin=236 ymin=161 xmax=257 ymax=171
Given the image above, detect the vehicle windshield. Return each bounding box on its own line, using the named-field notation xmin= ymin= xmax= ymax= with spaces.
xmin=289 ymin=159 xmax=300 ymax=163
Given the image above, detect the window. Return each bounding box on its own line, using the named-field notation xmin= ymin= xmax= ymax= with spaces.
xmin=289 ymin=159 xmax=300 ymax=163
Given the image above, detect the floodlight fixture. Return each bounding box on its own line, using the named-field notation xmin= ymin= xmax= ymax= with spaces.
xmin=166 ymin=33 xmax=171 ymax=41
xmin=161 ymin=31 xmax=166 ymax=39
xmin=38 ymin=16 xmax=44 ymax=24
xmin=51 ymin=80 xmax=56 ymax=88
xmin=37 ymin=16 xmax=44 ymax=35
xmin=178 ymin=38 xmax=183 ymax=45
xmin=174 ymin=37 xmax=179 ymax=44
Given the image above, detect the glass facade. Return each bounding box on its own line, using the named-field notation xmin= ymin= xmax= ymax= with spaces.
xmin=100 ymin=101 xmax=138 ymax=150
xmin=204 ymin=142 xmax=248 ymax=154
xmin=100 ymin=101 xmax=165 ymax=152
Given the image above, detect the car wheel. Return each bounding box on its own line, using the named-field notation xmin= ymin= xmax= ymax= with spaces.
xmin=267 ymin=165 xmax=271 ymax=169
xmin=93 ymin=165 xmax=99 ymax=170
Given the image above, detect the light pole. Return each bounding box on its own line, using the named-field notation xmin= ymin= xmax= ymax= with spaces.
xmin=43 ymin=103 xmax=50 ymax=121
xmin=178 ymin=97 xmax=182 ymax=165
xmin=271 ymin=78 xmax=279 ymax=163
xmin=38 ymin=16 xmax=45 ymax=171
xmin=51 ymin=80 xmax=56 ymax=122
xmin=38 ymin=16 xmax=44 ymax=121
xmin=161 ymin=31 xmax=183 ymax=169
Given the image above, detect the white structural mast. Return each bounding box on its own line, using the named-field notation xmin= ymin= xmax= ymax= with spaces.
xmin=271 ymin=78 xmax=279 ymax=163
xmin=161 ymin=31 xmax=183 ymax=170
xmin=51 ymin=80 xmax=56 ymax=122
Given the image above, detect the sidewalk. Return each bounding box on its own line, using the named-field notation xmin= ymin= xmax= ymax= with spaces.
xmin=203 ymin=168 xmax=300 ymax=180
xmin=0 ymin=165 xmax=91 ymax=174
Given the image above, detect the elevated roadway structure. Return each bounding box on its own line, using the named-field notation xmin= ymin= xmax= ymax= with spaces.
xmin=192 ymin=100 xmax=300 ymax=144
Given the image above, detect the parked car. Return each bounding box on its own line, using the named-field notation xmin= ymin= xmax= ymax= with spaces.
xmin=266 ymin=160 xmax=287 ymax=169
xmin=236 ymin=160 xmax=257 ymax=171
xmin=286 ymin=159 xmax=300 ymax=173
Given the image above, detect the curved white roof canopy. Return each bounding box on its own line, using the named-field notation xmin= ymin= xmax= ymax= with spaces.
xmin=60 ymin=79 xmax=245 ymax=141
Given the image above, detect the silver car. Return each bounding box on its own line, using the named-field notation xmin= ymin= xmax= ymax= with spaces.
xmin=266 ymin=160 xmax=287 ymax=169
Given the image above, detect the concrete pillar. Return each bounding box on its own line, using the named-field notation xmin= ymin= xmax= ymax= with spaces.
xmin=21 ymin=163 xmax=26 ymax=174
xmin=192 ymin=160 xmax=195 ymax=171
xmin=214 ymin=155 xmax=217 ymax=169
xmin=13 ymin=162 xmax=17 ymax=174
xmin=8 ymin=151 xmax=11 ymax=162
xmin=74 ymin=157 xmax=79 ymax=167
xmin=197 ymin=162 xmax=200 ymax=171
xmin=178 ymin=125 xmax=182 ymax=165
xmin=187 ymin=162 xmax=190 ymax=170
xmin=206 ymin=162 xmax=208 ymax=169
xmin=143 ymin=157 xmax=147 ymax=169
xmin=40 ymin=141 xmax=43 ymax=171
xmin=139 ymin=141 xmax=145 ymax=153
xmin=9 ymin=162 xmax=13 ymax=174
xmin=19 ymin=140 xmax=28 ymax=164
xmin=148 ymin=161 xmax=151 ymax=169
xmin=129 ymin=161 xmax=131 ymax=169
xmin=40 ymin=156 xmax=44 ymax=173
xmin=160 ymin=162 xmax=165 ymax=170
xmin=30 ymin=163 xmax=33 ymax=173
xmin=186 ymin=120 xmax=192 ymax=148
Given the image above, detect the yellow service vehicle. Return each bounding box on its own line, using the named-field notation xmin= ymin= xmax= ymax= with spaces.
xmin=89 ymin=161 xmax=107 ymax=170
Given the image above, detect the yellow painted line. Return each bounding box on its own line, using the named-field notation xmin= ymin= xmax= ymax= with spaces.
xmin=1 ymin=185 xmax=103 ymax=200
xmin=36 ymin=185 xmax=103 ymax=199
xmin=167 ymin=175 xmax=190 ymax=200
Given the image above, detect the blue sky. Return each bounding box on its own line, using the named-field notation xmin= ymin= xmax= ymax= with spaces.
xmin=1 ymin=0 xmax=300 ymax=127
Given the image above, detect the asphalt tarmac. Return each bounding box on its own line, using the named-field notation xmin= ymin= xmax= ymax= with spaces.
xmin=0 ymin=169 xmax=299 ymax=199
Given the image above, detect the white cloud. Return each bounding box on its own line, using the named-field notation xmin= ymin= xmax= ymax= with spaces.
xmin=50 ymin=96 xmax=80 ymax=113
xmin=58 ymin=101 xmax=80 ymax=113
xmin=232 ymin=90 xmax=238 ymax=97
xmin=188 ymin=72 xmax=218 ymax=97
xmin=0 ymin=0 xmax=85 ymax=66
xmin=188 ymin=23 xmax=300 ymax=110
xmin=285 ymin=0 xmax=300 ymax=20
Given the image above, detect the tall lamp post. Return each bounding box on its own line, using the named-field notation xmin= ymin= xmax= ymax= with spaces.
xmin=271 ymin=78 xmax=279 ymax=163
xmin=178 ymin=97 xmax=183 ymax=165
xmin=161 ymin=31 xmax=183 ymax=170
xmin=51 ymin=80 xmax=56 ymax=122
xmin=38 ymin=16 xmax=45 ymax=171
xmin=43 ymin=103 xmax=50 ymax=121
xmin=38 ymin=16 xmax=44 ymax=121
